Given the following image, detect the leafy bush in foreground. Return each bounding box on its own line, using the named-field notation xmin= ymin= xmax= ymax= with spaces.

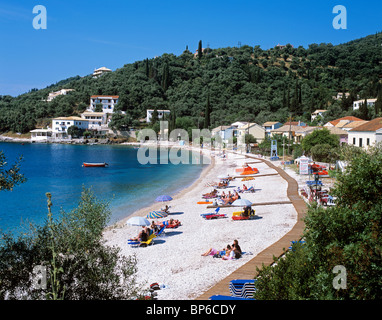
xmin=0 ymin=188 xmax=141 ymax=300
xmin=254 ymin=144 xmax=382 ymax=300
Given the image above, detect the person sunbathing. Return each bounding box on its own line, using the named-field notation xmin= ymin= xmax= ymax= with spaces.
xmin=203 ymin=189 xmax=217 ymax=198
xmin=129 ymin=227 xmax=148 ymax=242
xmin=202 ymin=245 xmax=231 ymax=257
xmin=242 ymin=184 xmax=248 ymax=191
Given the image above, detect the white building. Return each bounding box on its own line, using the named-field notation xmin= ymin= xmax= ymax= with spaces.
xmin=81 ymin=112 xmax=107 ymax=130
xmin=311 ymin=109 xmax=327 ymax=122
xmin=47 ymin=89 xmax=75 ymax=102
xmin=92 ymin=67 xmax=112 ymax=78
xmin=51 ymin=116 xmax=89 ymax=139
xmin=30 ymin=129 xmax=52 ymax=142
xmin=146 ymin=109 xmax=171 ymax=123
xmin=353 ymin=98 xmax=377 ymax=110
xmin=89 ymin=95 xmax=119 ymax=114
xmin=348 ymin=117 xmax=382 ymax=148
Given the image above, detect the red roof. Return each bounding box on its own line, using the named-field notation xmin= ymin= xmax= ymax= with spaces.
xmin=329 ymin=116 xmax=363 ymax=126
xmin=91 ymin=95 xmax=119 ymax=99
xmin=349 ymin=117 xmax=382 ymax=132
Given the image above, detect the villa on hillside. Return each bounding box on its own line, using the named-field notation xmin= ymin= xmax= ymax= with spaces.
xmin=89 ymin=95 xmax=119 ymax=113
xmin=353 ymin=98 xmax=377 ymax=110
xmin=332 ymin=92 xmax=350 ymax=100
xmin=311 ymin=109 xmax=327 ymax=122
xmin=146 ymin=109 xmax=171 ymax=123
xmin=348 ymin=117 xmax=382 ymax=148
xmin=92 ymin=67 xmax=112 ymax=78
xmin=46 ymin=89 xmax=75 ymax=102
xmin=31 ymin=94 xmax=121 ymax=142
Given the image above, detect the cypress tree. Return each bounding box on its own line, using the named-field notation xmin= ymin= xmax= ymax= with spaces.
xmin=151 ymin=107 xmax=159 ymax=125
xmin=161 ymin=62 xmax=169 ymax=91
xmin=145 ymin=58 xmax=149 ymax=78
xmin=359 ymin=98 xmax=369 ymax=120
xmin=198 ymin=40 xmax=203 ymax=60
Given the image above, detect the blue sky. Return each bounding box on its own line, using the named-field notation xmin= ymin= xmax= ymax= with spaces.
xmin=0 ymin=0 xmax=381 ymax=96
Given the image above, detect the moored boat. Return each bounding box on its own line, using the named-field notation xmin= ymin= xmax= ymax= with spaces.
xmin=83 ymin=162 xmax=108 ymax=167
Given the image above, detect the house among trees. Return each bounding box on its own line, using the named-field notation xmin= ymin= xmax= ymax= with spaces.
xmin=348 ymin=117 xmax=382 ymax=148
xmin=311 ymin=109 xmax=327 ymax=122
xmin=146 ymin=109 xmax=170 ymax=123
xmin=332 ymin=92 xmax=350 ymax=100
xmin=92 ymin=67 xmax=112 ymax=78
xmin=89 ymin=95 xmax=119 ymax=113
xmin=46 ymin=89 xmax=75 ymax=102
xmin=353 ymin=98 xmax=377 ymax=110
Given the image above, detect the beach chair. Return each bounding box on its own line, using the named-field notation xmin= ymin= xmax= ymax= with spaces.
xmin=229 ymin=279 xmax=257 ymax=298
xmin=128 ymin=233 xmax=157 ymax=247
xmin=209 ymin=295 xmax=251 ymax=300
xmin=155 ymin=225 xmax=166 ymax=237
xmin=139 ymin=233 xmax=157 ymax=247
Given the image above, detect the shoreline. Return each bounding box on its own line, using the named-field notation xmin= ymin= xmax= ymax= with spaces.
xmin=105 ymin=147 xmax=215 ymax=230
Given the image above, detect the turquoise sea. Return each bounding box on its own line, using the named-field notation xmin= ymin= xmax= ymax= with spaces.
xmin=0 ymin=142 xmax=207 ymax=235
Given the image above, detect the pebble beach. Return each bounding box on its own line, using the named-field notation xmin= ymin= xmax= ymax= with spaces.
xmin=103 ymin=149 xmax=299 ymax=300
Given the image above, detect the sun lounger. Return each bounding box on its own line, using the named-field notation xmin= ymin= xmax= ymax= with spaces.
xmin=155 ymin=225 xmax=166 ymax=237
xmin=139 ymin=233 xmax=157 ymax=247
xmin=128 ymin=233 xmax=157 ymax=247
xmin=209 ymin=295 xmax=252 ymax=300
xmin=229 ymin=279 xmax=257 ymax=298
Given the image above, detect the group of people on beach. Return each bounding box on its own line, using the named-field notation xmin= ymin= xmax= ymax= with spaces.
xmin=202 ymin=239 xmax=242 ymax=260
xmin=129 ymin=218 xmax=181 ymax=242
xmin=220 ymin=190 xmax=240 ymax=205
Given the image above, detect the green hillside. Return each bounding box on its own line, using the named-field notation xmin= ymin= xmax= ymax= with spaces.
xmin=1 ymin=32 xmax=382 ymax=134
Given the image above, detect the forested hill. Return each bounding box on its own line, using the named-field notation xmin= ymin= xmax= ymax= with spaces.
xmin=1 ymin=32 xmax=382 ymax=134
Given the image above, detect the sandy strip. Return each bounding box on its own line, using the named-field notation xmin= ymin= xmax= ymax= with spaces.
xmin=103 ymin=150 xmax=298 ymax=300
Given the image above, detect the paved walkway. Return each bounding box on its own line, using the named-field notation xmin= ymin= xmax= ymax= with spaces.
xmin=196 ymin=155 xmax=307 ymax=300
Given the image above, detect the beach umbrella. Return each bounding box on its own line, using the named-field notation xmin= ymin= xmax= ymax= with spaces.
xmin=146 ymin=211 xmax=168 ymax=219
xmin=126 ymin=216 xmax=150 ymax=227
xmin=232 ymin=199 xmax=252 ymax=207
xmin=155 ymin=195 xmax=173 ymax=202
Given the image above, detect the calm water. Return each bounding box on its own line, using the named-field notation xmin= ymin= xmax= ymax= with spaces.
xmin=0 ymin=142 xmax=207 ymax=234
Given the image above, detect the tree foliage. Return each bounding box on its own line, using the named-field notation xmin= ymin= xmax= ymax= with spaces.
xmin=301 ymin=128 xmax=339 ymax=154
xmin=0 ymin=151 xmax=26 ymax=191
xmin=1 ymin=33 xmax=382 ymax=134
xmin=0 ymin=188 xmax=141 ymax=300
xmin=254 ymin=144 xmax=382 ymax=300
